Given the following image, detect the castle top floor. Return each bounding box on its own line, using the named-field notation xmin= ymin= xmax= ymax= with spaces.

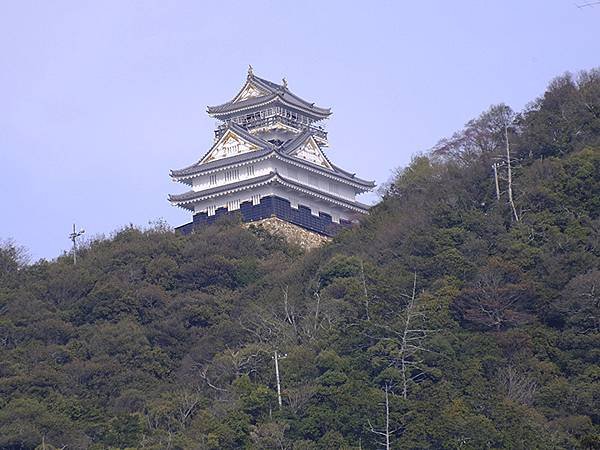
xmin=207 ymin=66 xmax=331 ymax=143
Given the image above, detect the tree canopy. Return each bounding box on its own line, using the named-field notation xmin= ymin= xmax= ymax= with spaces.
xmin=1 ymin=69 xmax=599 ymax=449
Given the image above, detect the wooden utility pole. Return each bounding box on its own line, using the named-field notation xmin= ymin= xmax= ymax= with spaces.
xmin=273 ymin=351 xmax=287 ymax=410
xmin=492 ymin=163 xmax=501 ymax=201
xmin=68 ymin=223 xmax=85 ymax=265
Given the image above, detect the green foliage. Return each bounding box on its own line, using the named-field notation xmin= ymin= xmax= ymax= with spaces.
xmin=1 ymin=70 xmax=599 ymax=448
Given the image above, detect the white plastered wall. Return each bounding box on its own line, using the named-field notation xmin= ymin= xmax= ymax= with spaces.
xmin=190 ymin=155 xmax=358 ymax=201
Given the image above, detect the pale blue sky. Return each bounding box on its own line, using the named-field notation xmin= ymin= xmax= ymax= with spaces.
xmin=1 ymin=1 xmax=599 ymax=260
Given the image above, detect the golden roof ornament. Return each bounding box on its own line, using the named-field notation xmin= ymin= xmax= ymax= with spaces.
xmin=247 ymin=64 xmax=254 ymax=79
xmin=282 ymin=77 xmax=288 ymax=89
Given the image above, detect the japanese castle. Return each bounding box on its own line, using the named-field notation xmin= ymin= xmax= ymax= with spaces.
xmin=169 ymin=67 xmax=375 ymax=236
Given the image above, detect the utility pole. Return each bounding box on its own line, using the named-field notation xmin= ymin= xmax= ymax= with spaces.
xmin=273 ymin=350 xmax=287 ymax=410
xmin=492 ymin=163 xmax=501 ymax=202
xmin=69 ymin=223 xmax=85 ymax=265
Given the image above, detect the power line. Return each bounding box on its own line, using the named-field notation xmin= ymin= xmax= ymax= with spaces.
xmin=575 ymin=1 xmax=600 ymax=8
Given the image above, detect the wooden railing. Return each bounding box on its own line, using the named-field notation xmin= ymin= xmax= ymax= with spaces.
xmin=215 ymin=115 xmax=328 ymax=141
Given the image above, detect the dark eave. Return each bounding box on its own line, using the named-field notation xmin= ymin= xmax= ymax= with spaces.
xmin=207 ymin=93 xmax=278 ymax=115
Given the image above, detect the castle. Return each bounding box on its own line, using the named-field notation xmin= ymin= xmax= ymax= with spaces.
xmin=169 ymin=67 xmax=375 ymax=236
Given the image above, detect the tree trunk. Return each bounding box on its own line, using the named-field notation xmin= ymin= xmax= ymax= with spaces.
xmin=505 ymin=125 xmax=519 ymax=222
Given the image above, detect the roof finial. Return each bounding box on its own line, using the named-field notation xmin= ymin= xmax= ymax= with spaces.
xmin=247 ymin=64 xmax=254 ymax=79
xmin=282 ymin=77 xmax=288 ymax=89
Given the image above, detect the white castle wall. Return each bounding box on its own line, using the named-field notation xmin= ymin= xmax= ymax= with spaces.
xmin=190 ymin=157 xmax=357 ymax=202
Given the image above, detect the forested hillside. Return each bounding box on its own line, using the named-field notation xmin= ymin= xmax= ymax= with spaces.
xmin=1 ymin=70 xmax=599 ymax=450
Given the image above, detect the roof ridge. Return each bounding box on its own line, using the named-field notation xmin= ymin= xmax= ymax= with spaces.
xmin=226 ymin=121 xmax=273 ymax=148
xmin=280 ymin=128 xmax=313 ymax=155
xmin=251 ymin=74 xmax=284 ymax=92
xmin=207 ymin=70 xmax=331 ymax=118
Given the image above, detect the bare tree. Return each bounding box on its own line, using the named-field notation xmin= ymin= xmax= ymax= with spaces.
xmin=497 ymin=365 xmax=537 ymax=405
xmin=240 ymin=283 xmax=340 ymax=346
xmin=427 ymin=103 xmax=521 ymax=221
xmin=454 ymin=259 xmax=532 ymax=330
xmin=282 ymin=285 xmax=299 ymax=336
xmin=369 ymin=273 xmax=436 ymax=400
xmin=195 ymin=344 xmax=268 ymax=394
xmin=284 ymin=383 xmax=315 ymax=415
xmin=504 ymin=122 xmax=519 ymax=222
xmin=396 ymin=273 xmax=437 ymax=399
xmin=360 ymin=259 xmax=372 ymax=321
xmin=250 ymin=421 xmax=290 ymax=450
xmin=174 ymin=388 xmax=203 ymax=429
xmin=368 ymin=383 xmax=398 ymax=450
xmin=0 ymin=238 xmax=29 ymax=276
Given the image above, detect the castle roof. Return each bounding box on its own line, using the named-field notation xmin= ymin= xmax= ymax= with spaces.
xmin=170 ymin=123 xmax=375 ymax=190
xmin=207 ymin=70 xmax=331 ymax=120
xmin=169 ymin=171 xmax=370 ymax=213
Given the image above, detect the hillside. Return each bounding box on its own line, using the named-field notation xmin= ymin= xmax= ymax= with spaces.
xmin=1 ymin=70 xmax=599 ymax=449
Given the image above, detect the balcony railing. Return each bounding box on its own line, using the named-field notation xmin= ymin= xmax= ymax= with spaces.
xmin=215 ymin=115 xmax=328 ymax=141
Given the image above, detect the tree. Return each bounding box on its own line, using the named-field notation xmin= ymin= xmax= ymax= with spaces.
xmin=369 ymin=273 xmax=436 ymax=400
xmin=554 ymin=270 xmax=600 ymax=334
xmin=453 ymin=258 xmax=533 ymax=330
xmin=367 ymin=383 xmax=397 ymax=450
xmin=0 ymin=239 xmax=29 ymax=285
xmin=431 ymin=104 xmax=513 ymax=166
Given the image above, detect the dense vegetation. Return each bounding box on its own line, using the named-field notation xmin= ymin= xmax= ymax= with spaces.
xmin=1 ymin=70 xmax=599 ymax=449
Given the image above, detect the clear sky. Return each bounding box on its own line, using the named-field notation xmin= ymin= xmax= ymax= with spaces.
xmin=1 ymin=1 xmax=599 ymax=260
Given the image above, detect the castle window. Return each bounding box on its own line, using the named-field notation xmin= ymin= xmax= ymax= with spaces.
xmin=252 ymin=194 xmax=260 ymax=205
xmin=207 ymin=205 xmax=216 ymax=216
xmin=246 ymin=165 xmax=255 ymax=177
xmin=209 ymin=174 xmax=217 ymax=186
xmin=224 ymin=169 xmax=239 ymax=183
xmin=227 ymin=199 xmax=240 ymax=210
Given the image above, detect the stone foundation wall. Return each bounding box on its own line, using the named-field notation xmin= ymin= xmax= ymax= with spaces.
xmin=244 ymin=217 xmax=330 ymax=250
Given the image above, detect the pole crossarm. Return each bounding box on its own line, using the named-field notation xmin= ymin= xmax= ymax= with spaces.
xmin=69 ymin=223 xmax=85 ymax=265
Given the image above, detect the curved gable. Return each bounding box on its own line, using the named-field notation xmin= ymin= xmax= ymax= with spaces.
xmin=288 ymin=135 xmax=332 ymax=169
xmin=201 ymin=129 xmax=261 ymax=164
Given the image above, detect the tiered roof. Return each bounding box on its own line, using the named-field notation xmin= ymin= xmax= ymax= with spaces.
xmin=169 ymin=68 xmax=375 ymax=221
xmin=207 ymin=66 xmax=332 ymax=121
xmin=170 ymin=122 xmax=375 ymax=189
xmin=169 ymin=170 xmax=371 ymax=213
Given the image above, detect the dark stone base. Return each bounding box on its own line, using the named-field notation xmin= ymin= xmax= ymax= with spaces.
xmin=175 ymin=195 xmax=353 ymax=237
